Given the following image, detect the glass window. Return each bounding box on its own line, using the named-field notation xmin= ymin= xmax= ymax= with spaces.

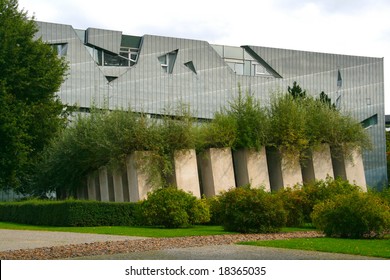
xmin=51 ymin=43 xmax=68 ymax=57
xmin=361 ymin=114 xmax=378 ymax=129
xmin=158 ymin=50 xmax=178 ymax=74
xmin=234 ymin=63 xmax=244 ymax=75
xmin=224 ymin=46 xmax=243 ymax=59
xmin=184 ymin=61 xmax=197 ymax=74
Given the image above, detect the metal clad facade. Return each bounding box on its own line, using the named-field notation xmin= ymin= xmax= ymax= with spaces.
xmin=36 ymin=21 xmax=387 ymax=189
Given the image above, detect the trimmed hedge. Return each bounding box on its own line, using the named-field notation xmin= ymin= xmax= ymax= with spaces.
xmin=0 ymin=200 xmax=137 ymax=226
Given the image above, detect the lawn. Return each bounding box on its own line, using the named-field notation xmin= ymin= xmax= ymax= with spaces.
xmin=0 ymin=222 xmax=236 ymax=237
xmin=239 ymin=237 xmax=390 ymax=259
xmin=0 ymin=222 xmax=313 ymax=237
xmin=3 ymin=222 xmax=388 ymax=258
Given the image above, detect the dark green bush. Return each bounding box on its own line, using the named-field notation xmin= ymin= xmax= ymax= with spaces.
xmin=138 ymin=187 xmax=210 ymax=228
xmin=311 ymin=192 xmax=390 ymax=238
xmin=217 ymin=187 xmax=286 ymax=233
xmin=0 ymin=200 xmax=137 ymax=226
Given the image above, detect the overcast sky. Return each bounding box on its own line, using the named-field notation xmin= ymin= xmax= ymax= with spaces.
xmin=18 ymin=0 xmax=390 ymax=113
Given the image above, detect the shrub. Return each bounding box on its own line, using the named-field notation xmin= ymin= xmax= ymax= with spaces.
xmin=311 ymin=192 xmax=390 ymax=238
xmin=138 ymin=187 xmax=210 ymax=228
xmin=274 ymin=186 xmax=307 ymax=227
xmin=300 ymin=177 xmax=361 ymax=222
xmin=217 ymin=187 xmax=286 ymax=233
xmin=206 ymin=196 xmax=224 ymax=225
xmin=0 ymin=200 xmax=137 ymax=226
xmin=274 ymin=178 xmax=362 ymax=226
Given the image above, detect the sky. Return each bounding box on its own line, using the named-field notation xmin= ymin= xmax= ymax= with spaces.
xmin=18 ymin=0 xmax=390 ymax=114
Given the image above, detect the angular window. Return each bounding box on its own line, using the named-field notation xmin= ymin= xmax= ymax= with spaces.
xmin=85 ymin=45 xmax=138 ymax=67
xmin=120 ymin=47 xmax=139 ymax=66
xmin=158 ymin=49 xmax=178 ymax=73
xmin=105 ymin=76 xmax=118 ymax=82
xmin=51 ymin=43 xmax=68 ymax=57
xmin=184 ymin=61 xmax=197 ymax=74
xmin=361 ymin=114 xmax=378 ymax=129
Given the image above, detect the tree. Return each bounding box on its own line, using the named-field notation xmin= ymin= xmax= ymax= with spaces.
xmin=319 ymin=91 xmax=337 ymax=110
xmin=288 ymin=81 xmax=306 ymax=100
xmin=0 ymin=0 xmax=69 ymax=193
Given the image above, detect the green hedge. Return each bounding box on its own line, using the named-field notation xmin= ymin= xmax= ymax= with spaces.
xmin=0 ymin=200 xmax=138 ymax=226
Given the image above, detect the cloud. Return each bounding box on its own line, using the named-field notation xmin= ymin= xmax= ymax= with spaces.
xmin=272 ymin=0 xmax=388 ymax=14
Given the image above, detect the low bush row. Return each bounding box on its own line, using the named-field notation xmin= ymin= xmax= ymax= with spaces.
xmin=208 ymin=178 xmax=390 ymax=237
xmin=0 ymin=200 xmax=137 ymax=226
xmin=1 ymin=179 xmax=389 ymax=238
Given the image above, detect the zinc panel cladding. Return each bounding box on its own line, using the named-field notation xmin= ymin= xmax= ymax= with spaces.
xmin=35 ymin=22 xmax=386 ymax=189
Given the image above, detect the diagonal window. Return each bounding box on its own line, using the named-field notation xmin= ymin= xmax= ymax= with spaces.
xmin=158 ymin=49 xmax=178 ymax=73
xmin=184 ymin=61 xmax=197 ymax=74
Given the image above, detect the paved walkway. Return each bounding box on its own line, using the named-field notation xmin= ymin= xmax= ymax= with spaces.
xmin=76 ymin=244 xmax=382 ymax=260
xmin=0 ymin=229 xmax=144 ymax=251
xmin=0 ymin=229 xmax=384 ymax=260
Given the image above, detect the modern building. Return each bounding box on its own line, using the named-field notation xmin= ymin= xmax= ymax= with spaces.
xmin=35 ymin=21 xmax=387 ymax=190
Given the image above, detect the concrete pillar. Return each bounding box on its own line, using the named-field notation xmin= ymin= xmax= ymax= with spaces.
xmin=198 ymin=147 xmax=236 ymax=197
xmin=112 ymin=168 xmax=125 ymax=202
xmin=301 ymin=144 xmax=334 ymax=183
xmin=266 ymin=147 xmax=303 ymax=191
xmin=173 ymin=149 xmax=201 ymax=198
xmin=331 ymin=148 xmax=367 ymax=191
xmin=266 ymin=147 xmax=283 ymax=191
xmin=76 ymin=185 xmax=87 ymax=200
xmin=98 ymin=166 xmax=110 ymax=202
xmin=233 ymin=147 xmax=271 ymax=191
xmin=126 ymin=152 xmax=154 ymax=202
xmin=87 ymin=172 xmax=98 ymax=200
xmin=282 ymin=154 xmax=303 ymax=188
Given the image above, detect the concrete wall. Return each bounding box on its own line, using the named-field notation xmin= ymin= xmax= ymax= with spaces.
xmin=233 ymin=148 xmax=270 ymax=191
xmin=198 ymin=148 xmax=236 ymax=197
xmin=82 ymin=145 xmax=368 ymax=201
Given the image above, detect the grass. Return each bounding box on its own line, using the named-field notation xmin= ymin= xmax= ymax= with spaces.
xmin=239 ymin=237 xmax=390 ymax=259
xmin=2 ymin=221 xmax=388 ymax=258
xmin=0 ymin=222 xmax=237 ymax=238
xmin=0 ymin=222 xmax=315 ymax=237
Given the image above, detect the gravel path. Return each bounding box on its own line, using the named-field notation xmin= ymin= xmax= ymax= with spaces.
xmin=0 ymin=231 xmax=325 ymax=260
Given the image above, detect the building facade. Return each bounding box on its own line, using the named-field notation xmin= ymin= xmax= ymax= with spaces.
xmin=35 ymin=21 xmax=387 ymax=190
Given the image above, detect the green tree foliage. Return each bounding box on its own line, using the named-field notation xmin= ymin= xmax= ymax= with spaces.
xmin=269 ymin=85 xmax=371 ymax=163
xmin=36 ymin=108 xmax=156 ymax=197
xmin=227 ymin=88 xmax=269 ymax=151
xmin=197 ymin=86 xmax=269 ymax=152
xmin=288 ymin=81 xmax=307 ymax=100
xmin=0 ymin=0 xmax=68 ymax=192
